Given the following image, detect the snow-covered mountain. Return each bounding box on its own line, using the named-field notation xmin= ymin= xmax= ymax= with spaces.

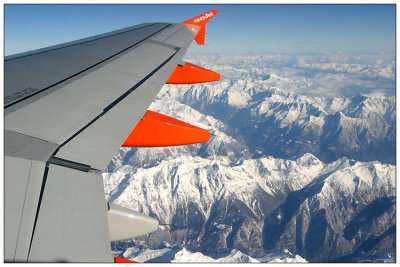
xmin=104 ymin=152 xmax=395 ymax=262
xmin=116 ymin=246 xmax=307 ymax=263
xmin=103 ymin=53 xmax=395 ymax=262
xmin=158 ymin=79 xmax=395 ymax=164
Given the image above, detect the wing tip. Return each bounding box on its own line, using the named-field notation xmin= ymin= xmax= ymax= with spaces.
xmin=181 ymin=9 xmax=219 ymax=45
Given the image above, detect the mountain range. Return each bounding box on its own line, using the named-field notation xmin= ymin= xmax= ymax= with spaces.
xmin=103 ymin=53 xmax=396 ymax=262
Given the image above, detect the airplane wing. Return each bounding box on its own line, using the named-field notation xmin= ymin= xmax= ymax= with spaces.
xmin=4 ymin=10 xmax=219 ymax=263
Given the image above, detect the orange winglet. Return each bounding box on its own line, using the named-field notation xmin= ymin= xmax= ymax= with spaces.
xmin=114 ymin=257 xmax=138 ymax=263
xmin=122 ymin=110 xmax=210 ymax=147
xmin=166 ymin=62 xmax=220 ymax=84
xmin=181 ymin=10 xmax=219 ymax=45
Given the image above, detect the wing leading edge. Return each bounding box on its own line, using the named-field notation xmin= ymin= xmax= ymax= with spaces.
xmin=5 ymin=10 xmax=219 ymax=262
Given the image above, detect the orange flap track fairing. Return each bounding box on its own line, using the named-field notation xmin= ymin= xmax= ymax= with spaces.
xmin=122 ymin=110 xmax=210 ymax=147
xmin=166 ymin=62 xmax=220 ymax=84
xmin=114 ymin=257 xmax=138 ymax=263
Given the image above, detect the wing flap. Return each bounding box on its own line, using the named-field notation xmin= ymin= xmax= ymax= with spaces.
xmin=28 ymin=164 xmax=112 ymax=263
xmin=5 ymin=157 xmax=33 ymax=262
xmin=5 ymin=157 xmax=44 ymax=262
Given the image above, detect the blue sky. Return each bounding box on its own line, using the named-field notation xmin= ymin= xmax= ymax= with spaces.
xmin=4 ymin=4 xmax=395 ymax=55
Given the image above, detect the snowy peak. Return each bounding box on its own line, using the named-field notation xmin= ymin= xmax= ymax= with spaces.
xmin=105 ymin=52 xmax=395 ymax=263
xmin=171 ymin=248 xmax=215 ymax=262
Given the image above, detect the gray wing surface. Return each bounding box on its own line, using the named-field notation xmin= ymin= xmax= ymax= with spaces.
xmin=5 ymin=22 xmax=194 ymax=262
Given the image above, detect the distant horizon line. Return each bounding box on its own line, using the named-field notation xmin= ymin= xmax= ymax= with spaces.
xmin=185 ymin=50 xmax=395 ymax=55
